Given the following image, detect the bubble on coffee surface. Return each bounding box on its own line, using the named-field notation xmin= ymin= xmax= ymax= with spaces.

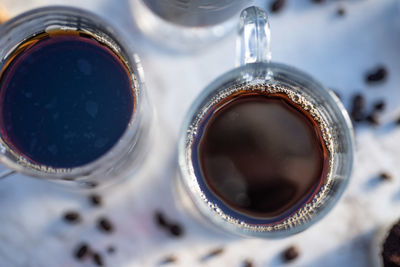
xmin=184 ymin=82 xmax=335 ymax=232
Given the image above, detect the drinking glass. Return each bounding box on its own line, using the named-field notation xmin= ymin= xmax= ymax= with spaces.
xmin=177 ymin=6 xmax=355 ymax=238
xmin=0 ymin=6 xmax=152 ymax=188
xmin=130 ymin=0 xmax=253 ymax=51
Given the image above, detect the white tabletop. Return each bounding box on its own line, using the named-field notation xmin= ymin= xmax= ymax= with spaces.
xmin=0 ymin=0 xmax=399 ymax=266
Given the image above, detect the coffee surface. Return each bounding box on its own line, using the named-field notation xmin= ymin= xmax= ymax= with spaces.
xmin=0 ymin=32 xmax=134 ymax=168
xmin=198 ymin=93 xmax=328 ymax=218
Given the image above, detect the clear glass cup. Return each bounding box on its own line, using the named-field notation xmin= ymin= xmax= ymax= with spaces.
xmin=130 ymin=0 xmax=253 ymax=51
xmin=0 ymin=6 xmax=152 ymax=189
xmin=177 ymin=6 xmax=355 ymax=238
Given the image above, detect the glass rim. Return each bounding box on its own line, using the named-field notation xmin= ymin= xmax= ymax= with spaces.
xmin=0 ymin=6 xmax=147 ymax=181
xmin=178 ymin=61 xmax=355 ymax=237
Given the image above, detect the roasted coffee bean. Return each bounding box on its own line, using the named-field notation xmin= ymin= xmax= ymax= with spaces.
xmin=350 ymin=94 xmax=366 ymax=122
xmin=352 ymin=94 xmax=365 ymax=109
xmin=159 ymin=255 xmax=177 ymax=265
xmin=154 ymin=211 xmax=169 ymax=228
xmin=270 ymin=0 xmax=286 ymax=13
xmin=243 ymin=259 xmax=254 ymax=267
xmin=380 ymin=172 xmax=393 ymax=181
xmin=93 ymin=252 xmax=104 ymax=266
xmin=200 ymin=247 xmax=225 ymax=261
xmin=365 ymin=66 xmax=388 ymax=83
xmin=85 ymin=181 xmax=98 ymax=188
xmin=169 ymin=223 xmax=184 ymax=237
xmin=74 ymin=243 xmax=90 ymax=260
xmin=311 ymin=0 xmax=325 ymax=3
xmin=89 ymin=194 xmax=102 ymax=207
xmin=337 ymin=7 xmax=345 ymax=16
xmin=282 ymin=246 xmax=299 ymax=262
xmin=351 ymin=110 xmax=364 ymax=122
xmin=374 ymin=100 xmax=386 ymax=112
xmin=154 ymin=210 xmax=185 ymax=238
xmin=366 ymin=113 xmax=380 ymax=126
xmin=206 ymin=247 xmax=224 ymax=257
xmin=97 ymin=217 xmax=114 ymax=233
xmin=107 ymin=246 xmax=116 ymax=254
xmin=63 ymin=211 xmax=81 ymax=224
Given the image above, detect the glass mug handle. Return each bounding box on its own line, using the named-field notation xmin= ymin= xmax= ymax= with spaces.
xmin=237 ymin=6 xmax=271 ymax=66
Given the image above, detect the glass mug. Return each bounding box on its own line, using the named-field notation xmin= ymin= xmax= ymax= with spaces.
xmin=0 ymin=6 xmax=152 ymax=188
xmin=130 ymin=0 xmax=253 ymax=51
xmin=178 ymin=6 xmax=354 ymax=238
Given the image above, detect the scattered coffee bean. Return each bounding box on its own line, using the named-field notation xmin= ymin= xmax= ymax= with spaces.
xmin=270 ymin=0 xmax=286 ymax=13
xmin=97 ymin=217 xmax=114 ymax=234
xmin=365 ymin=113 xmax=380 ymax=126
xmin=282 ymin=246 xmax=299 ymax=262
xmin=380 ymin=172 xmax=393 ymax=181
xmin=373 ymin=100 xmax=386 ymax=112
xmin=350 ymin=93 xmax=366 ymax=122
xmin=207 ymin=247 xmax=224 ymax=257
xmin=169 ymin=223 xmax=184 ymax=237
xmin=89 ymin=194 xmax=102 ymax=207
xmin=92 ymin=252 xmax=104 ymax=266
xmin=159 ymin=255 xmax=177 ymax=265
xmin=337 ymin=7 xmax=345 ymax=16
xmin=74 ymin=242 xmax=90 ymax=260
xmin=154 ymin=210 xmax=185 ymax=238
xmin=311 ymin=0 xmax=325 ymax=3
xmin=243 ymin=259 xmax=254 ymax=267
xmin=107 ymin=245 xmax=116 ymax=254
xmin=63 ymin=211 xmax=81 ymax=224
xmin=396 ymin=117 xmax=400 ymax=125
xmin=200 ymin=247 xmax=225 ymax=262
xmin=85 ymin=181 xmax=98 ymax=188
xmin=365 ymin=66 xmax=388 ymax=84
xmin=155 ymin=211 xmax=169 ymax=228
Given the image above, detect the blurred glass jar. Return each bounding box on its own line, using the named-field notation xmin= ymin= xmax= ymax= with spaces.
xmin=130 ymin=0 xmax=253 ymax=51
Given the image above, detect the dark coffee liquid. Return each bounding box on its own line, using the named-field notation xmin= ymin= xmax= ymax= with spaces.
xmin=198 ymin=93 xmax=329 ymax=218
xmin=0 ymin=31 xmax=134 ymax=168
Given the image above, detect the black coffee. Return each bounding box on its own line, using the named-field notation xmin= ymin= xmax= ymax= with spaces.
xmin=0 ymin=31 xmax=134 ymax=168
xmin=197 ymin=92 xmax=329 ymax=218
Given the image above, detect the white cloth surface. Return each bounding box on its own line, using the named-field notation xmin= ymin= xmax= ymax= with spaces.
xmin=0 ymin=0 xmax=399 ymax=266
